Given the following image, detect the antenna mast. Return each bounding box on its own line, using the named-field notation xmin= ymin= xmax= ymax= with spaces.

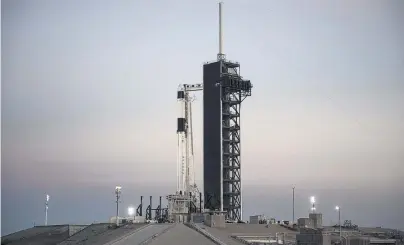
xmin=217 ymin=2 xmax=226 ymax=61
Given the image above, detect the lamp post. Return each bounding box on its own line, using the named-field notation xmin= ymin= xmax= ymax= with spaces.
xmin=115 ymin=186 xmax=122 ymax=226
xmin=45 ymin=194 xmax=50 ymax=226
xmin=292 ymin=187 xmax=295 ymax=224
xmin=335 ymin=206 xmax=341 ymax=240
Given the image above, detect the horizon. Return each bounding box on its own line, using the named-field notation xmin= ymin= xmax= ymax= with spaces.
xmin=2 ymin=182 xmax=404 ymax=235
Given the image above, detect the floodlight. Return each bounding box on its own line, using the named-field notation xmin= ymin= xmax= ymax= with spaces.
xmin=310 ymin=196 xmax=315 ymax=204
xmin=128 ymin=206 xmax=135 ymax=216
xmin=335 ymin=206 xmax=340 ymax=210
xmin=46 ymin=194 xmax=50 ymax=202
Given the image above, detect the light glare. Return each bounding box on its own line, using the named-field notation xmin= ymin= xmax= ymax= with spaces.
xmin=310 ymin=196 xmax=315 ymax=204
xmin=335 ymin=206 xmax=340 ymax=210
xmin=128 ymin=206 xmax=135 ymax=216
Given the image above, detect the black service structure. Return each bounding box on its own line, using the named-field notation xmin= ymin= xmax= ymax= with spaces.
xmin=203 ymin=59 xmax=252 ymax=221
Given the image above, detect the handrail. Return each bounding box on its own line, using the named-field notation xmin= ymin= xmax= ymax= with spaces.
xmin=104 ymin=224 xmax=151 ymax=245
xmin=138 ymin=224 xmax=175 ymax=245
xmin=185 ymin=222 xmax=228 ymax=245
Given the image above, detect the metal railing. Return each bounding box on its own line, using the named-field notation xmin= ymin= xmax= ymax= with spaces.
xmin=185 ymin=222 xmax=228 ymax=245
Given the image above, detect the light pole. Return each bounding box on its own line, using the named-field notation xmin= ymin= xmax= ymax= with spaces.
xmin=292 ymin=187 xmax=295 ymax=224
xmin=115 ymin=186 xmax=122 ymax=226
xmin=45 ymin=194 xmax=50 ymax=226
xmin=335 ymin=206 xmax=341 ymax=240
xmin=310 ymin=196 xmax=316 ymax=213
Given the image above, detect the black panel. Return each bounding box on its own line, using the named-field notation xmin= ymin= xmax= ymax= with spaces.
xmin=177 ymin=118 xmax=185 ymax=132
xmin=177 ymin=91 xmax=185 ymax=99
xmin=203 ymin=61 xmax=222 ymax=210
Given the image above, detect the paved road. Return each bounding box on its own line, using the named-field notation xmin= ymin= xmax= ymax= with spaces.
xmin=148 ymin=223 xmax=217 ymax=245
xmin=109 ymin=224 xmax=172 ymax=245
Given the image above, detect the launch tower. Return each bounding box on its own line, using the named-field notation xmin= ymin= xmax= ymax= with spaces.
xmin=203 ymin=2 xmax=252 ymax=221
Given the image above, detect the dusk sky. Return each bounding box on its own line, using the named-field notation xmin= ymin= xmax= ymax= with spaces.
xmin=1 ymin=0 xmax=404 ymax=236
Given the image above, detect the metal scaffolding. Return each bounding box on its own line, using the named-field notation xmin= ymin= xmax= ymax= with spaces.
xmin=219 ymin=60 xmax=252 ymax=221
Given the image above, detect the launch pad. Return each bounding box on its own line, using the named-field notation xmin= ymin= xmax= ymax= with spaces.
xmin=167 ymin=192 xmax=202 ymax=222
xmin=167 ymin=2 xmax=253 ymax=222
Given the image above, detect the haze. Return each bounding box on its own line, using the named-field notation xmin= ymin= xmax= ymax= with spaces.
xmin=2 ymin=0 xmax=404 ymax=236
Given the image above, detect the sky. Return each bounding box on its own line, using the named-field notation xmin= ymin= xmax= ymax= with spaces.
xmin=1 ymin=0 xmax=404 ymax=236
